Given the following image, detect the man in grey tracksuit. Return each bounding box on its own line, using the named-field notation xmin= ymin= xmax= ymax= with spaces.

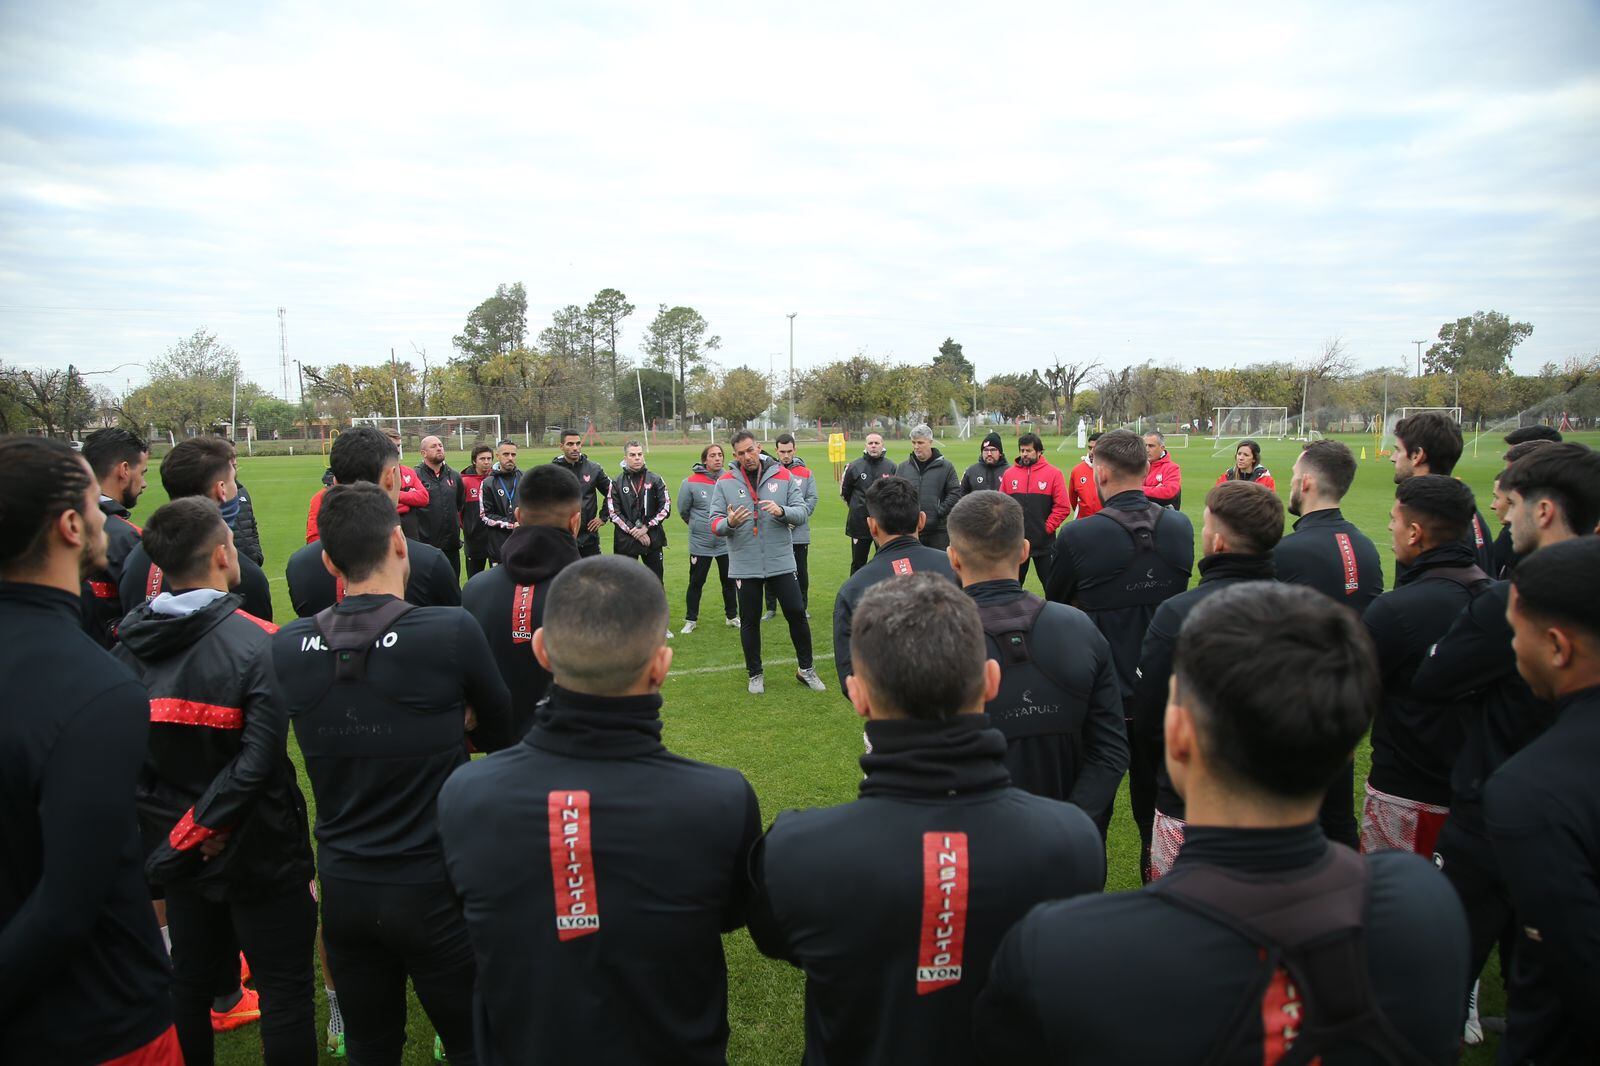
xmin=710 ymin=430 xmax=824 ymax=695
xmin=765 ymin=433 xmax=818 ymax=619
xmin=676 ymin=444 xmax=738 ymax=633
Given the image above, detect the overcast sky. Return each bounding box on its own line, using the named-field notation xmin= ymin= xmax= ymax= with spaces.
xmin=3 ymin=0 xmax=1597 ymax=394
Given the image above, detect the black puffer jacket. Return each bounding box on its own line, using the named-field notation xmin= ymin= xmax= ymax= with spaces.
xmin=114 ymin=590 xmax=314 ymax=900
xmin=900 ymin=448 xmax=961 ymax=535
xmin=232 ymin=481 xmax=264 ymax=566
xmin=840 ymin=453 xmax=899 ymax=538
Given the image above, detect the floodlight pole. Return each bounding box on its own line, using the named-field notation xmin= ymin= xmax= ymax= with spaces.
xmin=1413 ymin=340 xmax=1425 ymax=377
xmin=787 ymin=313 xmax=797 ymax=431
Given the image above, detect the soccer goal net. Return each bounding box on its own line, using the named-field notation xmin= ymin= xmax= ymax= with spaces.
xmin=1212 ymin=407 xmax=1289 ymax=453
xmin=350 ymin=415 xmax=504 ymax=455
xmin=1380 ymin=407 xmax=1462 ymax=454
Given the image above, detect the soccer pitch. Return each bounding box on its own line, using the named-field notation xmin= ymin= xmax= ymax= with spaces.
xmin=172 ymin=428 xmax=1594 ymax=1063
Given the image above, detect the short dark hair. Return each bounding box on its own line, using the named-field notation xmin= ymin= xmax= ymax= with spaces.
xmin=1394 ymin=474 xmax=1476 ymax=546
xmin=1204 ymin=481 xmax=1285 ymax=554
xmin=0 ymin=436 xmax=93 ymax=571
xmin=1393 ymin=412 xmax=1463 ymax=475
xmin=730 ymin=429 xmax=756 ymax=448
xmin=947 ymin=490 xmax=1024 ymax=567
xmin=1087 ymin=431 xmax=1103 ymax=443
xmin=864 ymin=475 xmax=922 ymax=536
xmin=161 ymin=437 xmax=235 ymax=499
xmin=1234 ymin=439 xmax=1261 ymax=464
xmin=471 ymin=443 xmax=493 ymax=460
xmin=329 ymin=426 xmax=399 ymax=486
xmin=1499 ymin=443 xmax=1600 ymax=535
xmin=82 ymin=427 xmax=148 ymax=480
xmin=1511 ymin=537 xmax=1600 ymax=643
xmin=1176 ymin=583 xmax=1378 ymax=801
xmin=517 ymin=464 xmax=582 ymax=525
xmin=318 ymin=483 xmax=399 ymax=582
xmin=561 ymin=429 xmax=581 ymax=442
xmin=141 ymin=497 xmax=228 ymax=581
xmin=851 ymin=573 xmax=987 ymax=719
xmin=775 ymin=432 xmax=796 ymax=447
xmin=1094 ymin=429 xmax=1147 ymax=478
xmin=1504 ymin=425 xmax=1562 ymax=446
xmin=623 ymin=438 xmax=643 ymax=452
xmin=1297 ymin=439 xmax=1357 ymax=499
xmin=1502 ymin=439 xmax=1553 ymax=465
xmin=1017 ymin=432 xmax=1043 ymax=452
xmin=542 ymin=556 xmax=668 ymax=695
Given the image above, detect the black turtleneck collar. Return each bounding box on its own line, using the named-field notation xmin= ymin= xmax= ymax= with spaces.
xmin=1103 ymin=488 xmax=1150 ymax=510
xmin=875 ymin=534 xmax=922 ymax=554
xmin=334 ymin=591 xmax=402 ymax=613
xmin=501 ymin=524 xmax=581 ymax=585
xmin=1173 ymin=823 xmax=1328 ymax=874
xmin=1196 ymin=552 xmax=1275 ymax=583
xmin=1397 ymin=540 xmax=1478 ymax=585
xmin=527 ymin=684 xmax=665 ymax=759
xmin=964 ymin=578 xmax=1024 ymax=604
xmin=859 ymin=715 xmax=1011 ymax=799
xmin=1290 ymin=507 xmax=1344 ymax=529
xmin=0 ymin=580 xmax=81 ymax=618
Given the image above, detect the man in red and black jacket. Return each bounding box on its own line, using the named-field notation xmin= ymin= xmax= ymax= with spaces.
xmin=115 ymin=498 xmax=317 ymax=1066
xmin=81 ymin=427 xmax=150 ymax=646
xmin=460 ymin=444 xmax=493 ymax=575
xmin=999 ymin=432 xmax=1071 ymax=592
xmin=1142 ymin=431 xmax=1182 ymax=510
xmin=381 ymin=429 xmax=431 ymax=540
xmin=1065 ymin=432 xmax=1102 ymax=520
xmin=462 ymin=465 xmax=584 ymax=740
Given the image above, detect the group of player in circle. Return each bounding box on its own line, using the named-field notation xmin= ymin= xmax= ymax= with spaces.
xmin=1 ymin=408 xmax=1597 ymax=1065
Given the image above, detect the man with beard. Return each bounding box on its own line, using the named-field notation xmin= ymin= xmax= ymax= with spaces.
xmin=677 ymin=443 xmax=739 ymax=633
xmin=1275 ymin=439 xmax=1383 ymax=614
xmin=0 ymin=435 xmax=178 ymax=1065
xmin=462 ymin=465 xmax=585 ymax=739
xmin=479 ymin=439 xmax=522 ymax=564
xmin=1142 ymin=431 xmax=1182 ymax=511
xmin=550 ymin=429 xmax=611 ymax=559
xmin=414 ymin=435 xmax=463 ymax=579
xmin=901 ymin=425 xmax=961 ymax=550
xmin=81 ymin=427 xmax=149 ymax=646
xmin=841 ymin=432 xmax=898 ymax=574
xmin=960 ymin=431 xmax=1009 ymax=496
xmin=999 ymin=432 xmax=1071 ymax=592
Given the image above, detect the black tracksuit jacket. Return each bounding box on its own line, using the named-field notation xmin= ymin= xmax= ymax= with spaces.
xmin=608 ymin=464 xmax=672 ymax=556
xmin=964 ymin=578 xmax=1128 ymax=826
xmin=1394 ymin=504 xmax=1494 ymax=582
xmin=460 ymin=524 xmax=582 ymax=740
xmin=975 ymin=825 xmax=1470 ymax=1065
xmin=1272 ymin=507 xmax=1384 ymax=614
xmin=438 ymin=687 xmax=761 ymax=1066
xmin=114 ymin=591 xmax=314 ymax=899
xmin=232 ymin=480 xmax=264 ymax=566
xmin=550 ymin=453 xmax=612 ymax=554
xmin=840 ymin=453 xmax=898 ymax=539
xmin=0 ymin=583 xmax=173 ymax=1065
xmin=748 ymin=716 xmax=1105 ymax=1066
xmin=284 ymin=535 xmax=460 ymax=618
xmin=1487 ymin=684 xmax=1600 ymax=1066
xmin=1362 ymin=542 xmax=1489 ymax=806
xmin=1412 ymin=580 xmax=1554 ymax=837
xmin=831 ymin=534 xmax=958 ymax=692
xmin=479 ymin=468 xmax=522 ymax=562
xmin=82 ymin=495 xmax=144 ymax=647
xmin=1045 ymin=489 xmax=1195 ymax=701
xmin=960 ymin=457 xmax=1008 ymax=495
xmin=120 ymin=538 xmax=274 ymax=623
xmin=414 ymin=461 xmax=464 ymax=554
xmin=272 ymin=596 xmax=512 ymax=883
xmin=1131 ymin=553 xmax=1278 ymax=822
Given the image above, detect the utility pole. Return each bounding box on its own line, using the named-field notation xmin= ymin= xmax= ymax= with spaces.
xmin=787 ymin=313 xmax=797 ymax=431
xmin=278 ymin=307 xmax=290 ymax=399
xmin=1413 ymin=340 xmax=1425 ymax=376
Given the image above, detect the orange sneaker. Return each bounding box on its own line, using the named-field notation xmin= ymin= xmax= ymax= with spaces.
xmin=239 ymin=952 xmax=251 ymax=986
xmin=211 ymin=986 xmax=261 ymax=1032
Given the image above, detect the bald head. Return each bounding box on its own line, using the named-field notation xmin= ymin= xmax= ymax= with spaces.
xmin=420 ymin=435 xmax=445 ymax=466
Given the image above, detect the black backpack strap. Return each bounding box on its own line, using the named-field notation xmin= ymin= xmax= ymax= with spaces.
xmin=313 ymin=597 xmax=416 ymax=683
xmin=1149 ymin=846 xmax=1434 ymax=1066
xmin=1096 ymin=501 xmax=1163 ymax=547
xmin=1420 ymin=565 xmax=1490 ymax=594
xmin=975 ymin=592 xmax=1048 ymax=668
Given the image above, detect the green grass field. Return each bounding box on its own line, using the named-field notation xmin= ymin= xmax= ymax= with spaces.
xmin=159 ymin=427 xmax=1594 ymax=1063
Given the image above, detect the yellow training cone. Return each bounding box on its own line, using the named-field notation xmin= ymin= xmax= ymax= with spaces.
xmin=1361 ymin=447 xmax=1368 ymax=460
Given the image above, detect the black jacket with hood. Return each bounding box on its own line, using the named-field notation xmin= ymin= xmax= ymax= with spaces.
xmin=114 ymin=589 xmax=314 ymax=899
xmin=82 ymin=495 xmax=144 ymax=647
xmin=900 ymin=447 xmax=962 ymax=535
xmin=461 ymin=524 xmax=583 ymax=740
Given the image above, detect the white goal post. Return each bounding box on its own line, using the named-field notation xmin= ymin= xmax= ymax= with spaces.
xmin=1212 ymin=406 xmax=1289 ymax=453
xmin=1396 ymin=406 xmax=1462 ymax=423
xmin=350 ymin=415 xmax=504 ymax=454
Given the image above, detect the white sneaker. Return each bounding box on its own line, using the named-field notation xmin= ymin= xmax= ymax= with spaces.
xmin=796 ymin=667 xmax=826 ymax=692
xmin=748 ymin=674 xmax=764 ymax=694
xmin=1464 ymin=980 xmax=1483 ymax=1045
xmin=680 ymin=620 xmax=698 ymax=634
xmin=725 ymin=616 xmax=740 ymax=628
xmin=761 ymin=609 xmax=776 ymax=622
xmin=665 ymin=630 xmax=674 ymax=640
xmin=804 ymin=609 xmax=811 ymax=619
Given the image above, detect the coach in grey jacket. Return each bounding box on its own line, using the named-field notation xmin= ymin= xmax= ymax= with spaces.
xmin=765 ymin=433 xmax=819 ymax=617
xmin=901 ymin=424 xmax=962 ymax=550
xmin=676 ymin=445 xmax=737 ymax=632
xmin=710 ymin=430 xmax=824 ymax=695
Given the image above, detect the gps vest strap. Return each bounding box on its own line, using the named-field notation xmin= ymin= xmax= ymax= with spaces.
xmin=976 ymin=593 xmax=1078 ymax=741
xmin=1417 ymin=565 xmax=1490 ymax=594
xmin=1149 ymin=845 xmax=1432 ymax=1066
xmin=1073 ymin=504 xmax=1188 ymax=611
xmin=313 ymin=598 xmax=416 ymax=683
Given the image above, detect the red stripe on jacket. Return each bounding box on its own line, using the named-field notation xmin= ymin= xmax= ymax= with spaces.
xmin=149 ymin=698 xmax=244 ymax=730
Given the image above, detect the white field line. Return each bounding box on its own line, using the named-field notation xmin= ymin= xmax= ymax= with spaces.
xmin=673 ymin=651 xmax=837 ymax=677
